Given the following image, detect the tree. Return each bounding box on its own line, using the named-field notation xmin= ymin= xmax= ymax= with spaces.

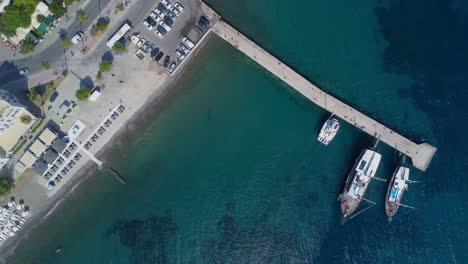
xmin=60 ymin=37 xmax=73 ymax=49
xmin=20 ymin=114 xmax=32 ymax=124
xmin=49 ymin=0 xmax=66 ymax=18
xmin=64 ymin=0 xmax=76 ymax=7
xmin=75 ymin=86 xmax=92 ymax=101
xmin=20 ymin=40 xmax=36 ymax=55
xmin=37 ymin=14 xmax=46 ymax=23
xmin=0 ymin=177 xmax=12 ymax=196
xmin=99 ymin=60 xmax=112 ymax=72
xmin=112 ymin=42 xmax=126 ymax=53
xmin=40 ymin=61 xmax=51 ymax=70
xmin=96 ymin=19 xmax=109 ymax=32
xmin=0 ymin=5 xmax=32 ymax=37
xmin=76 ymin=10 xmax=89 ymax=22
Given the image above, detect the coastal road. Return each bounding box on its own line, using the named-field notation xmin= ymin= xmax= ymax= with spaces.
xmin=0 ymin=0 xmax=112 ymax=83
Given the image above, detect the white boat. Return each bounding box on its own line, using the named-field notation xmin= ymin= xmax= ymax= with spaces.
xmin=339 ymin=148 xmax=382 ymax=218
xmin=317 ymin=114 xmax=340 ymax=145
xmin=385 ymin=166 xmax=410 ymax=220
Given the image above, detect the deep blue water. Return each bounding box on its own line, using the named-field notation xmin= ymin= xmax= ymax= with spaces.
xmin=7 ymin=0 xmax=468 ymax=263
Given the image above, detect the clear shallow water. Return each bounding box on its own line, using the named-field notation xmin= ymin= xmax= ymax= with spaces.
xmin=8 ymin=0 xmax=468 ymax=263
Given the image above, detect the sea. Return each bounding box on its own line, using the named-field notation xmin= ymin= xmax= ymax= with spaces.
xmin=7 ymin=0 xmax=468 ymax=263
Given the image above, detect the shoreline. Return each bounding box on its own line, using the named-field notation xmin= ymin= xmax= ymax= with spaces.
xmin=0 ymin=32 xmax=215 ymax=262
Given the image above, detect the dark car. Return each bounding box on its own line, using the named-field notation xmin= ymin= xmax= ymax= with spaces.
xmin=50 ymin=91 xmax=59 ymax=102
xmin=167 ymin=11 xmax=176 ymax=21
xmin=154 ymin=51 xmax=164 ymax=62
xmin=194 ymin=26 xmax=203 ymax=33
xmin=163 ymin=55 xmax=170 ymax=68
xmin=157 ymin=25 xmax=167 ymax=34
xmin=158 ymin=3 xmax=167 ymax=12
xmin=146 ymin=17 xmax=157 ymax=26
xmin=198 ymin=20 xmax=208 ymax=30
xmin=151 ymin=47 xmax=160 ymax=57
xmin=200 ymin=16 xmax=211 ymax=26
xmin=163 ymin=16 xmax=173 ymax=26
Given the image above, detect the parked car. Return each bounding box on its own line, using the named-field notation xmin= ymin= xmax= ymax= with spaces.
xmin=18 ymin=67 xmax=29 ymax=75
xmin=154 ymin=29 xmax=165 ymax=39
xmin=49 ymin=91 xmax=59 ymax=102
xmin=162 ymin=0 xmax=172 ymax=10
xmin=161 ymin=22 xmax=172 ymax=32
xmin=163 ymin=55 xmax=170 ymax=68
xmin=142 ymin=41 xmax=150 ymax=52
xmin=194 ymin=25 xmax=204 ymax=33
xmin=169 ymin=62 xmax=177 ymax=74
xmin=174 ymin=2 xmax=184 ymax=12
xmin=167 ymin=11 xmax=176 ymax=21
xmin=200 ymin=16 xmax=211 ymax=26
xmin=198 ymin=20 xmax=208 ymax=30
xmin=143 ymin=20 xmax=153 ymax=30
xmin=154 ymin=51 xmax=164 ymax=62
xmin=170 ymin=6 xmax=180 ymax=16
xmin=182 ymin=36 xmax=195 ymax=49
xmin=154 ymin=7 xmax=165 ymax=18
xmin=164 ymin=16 xmax=173 ymax=26
xmin=179 ymin=43 xmax=190 ymax=54
xmin=71 ymin=31 xmax=84 ymax=44
xmin=137 ymin=38 xmax=145 ymax=47
xmin=149 ymin=11 xmax=157 ymax=19
xmin=175 ymin=49 xmax=185 ymax=60
xmin=150 ymin=47 xmax=159 ymax=57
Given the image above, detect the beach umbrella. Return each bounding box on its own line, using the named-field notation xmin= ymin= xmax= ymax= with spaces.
xmin=7 ymin=202 xmax=12 ymax=208
xmin=16 ymin=204 xmax=21 ymax=210
xmin=21 ymin=211 xmax=28 ymax=217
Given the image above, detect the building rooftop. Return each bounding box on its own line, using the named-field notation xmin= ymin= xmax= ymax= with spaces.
xmin=51 ymin=138 xmax=67 ymax=154
xmin=0 ymin=109 xmax=35 ymax=152
xmin=42 ymin=148 xmax=58 ymax=164
xmin=39 ymin=128 xmax=57 ymax=146
xmin=18 ymin=150 xmax=37 ymax=168
xmin=29 ymin=139 xmax=47 ymax=157
xmin=32 ymin=159 xmax=48 ymax=175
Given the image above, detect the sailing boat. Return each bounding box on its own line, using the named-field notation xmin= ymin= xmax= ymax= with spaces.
xmin=385 ymin=166 xmax=410 ymax=221
xmin=339 ymin=148 xmax=382 ymax=221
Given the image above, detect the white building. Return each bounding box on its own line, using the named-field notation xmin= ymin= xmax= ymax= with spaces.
xmin=0 ymin=90 xmax=36 ymax=154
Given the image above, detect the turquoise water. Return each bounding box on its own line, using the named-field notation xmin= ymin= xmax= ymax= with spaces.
xmin=8 ymin=0 xmax=468 ymax=263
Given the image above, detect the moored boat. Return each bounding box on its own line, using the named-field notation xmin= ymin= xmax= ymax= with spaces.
xmin=385 ymin=166 xmax=410 ymax=221
xmin=317 ymin=114 xmax=340 ymax=145
xmin=339 ymin=148 xmax=382 ymax=219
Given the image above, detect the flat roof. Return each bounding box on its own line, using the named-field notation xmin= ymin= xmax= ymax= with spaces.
xmin=39 ymin=128 xmax=57 ymax=146
xmin=32 ymin=159 xmax=48 ymax=175
xmin=0 ymin=109 xmax=35 ymax=152
xmin=42 ymin=148 xmax=58 ymax=164
xmin=18 ymin=150 xmax=37 ymax=168
xmin=14 ymin=162 xmax=26 ymax=173
xmin=29 ymin=139 xmax=47 ymax=157
xmin=51 ymin=138 xmax=67 ymax=153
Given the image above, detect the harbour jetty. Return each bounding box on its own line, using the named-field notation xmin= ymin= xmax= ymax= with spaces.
xmin=200 ymin=1 xmax=436 ymax=171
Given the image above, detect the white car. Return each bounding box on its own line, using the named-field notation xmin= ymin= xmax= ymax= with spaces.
xmin=174 ymin=2 xmax=184 ymax=12
xmin=149 ymin=11 xmax=157 ymax=19
xmin=170 ymin=6 xmax=180 ymax=16
xmin=154 ymin=8 xmax=164 ymax=18
xmin=182 ymin=36 xmax=195 ymax=49
xmin=155 ymin=16 xmax=162 ymax=23
xmin=18 ymin=67 xmax=29 ymax=75
xmin=160 ymin=21 xmax=171 ymax=32
xmin=162 ymin=0 xmax=172 ymax=9
xmin=137 ymin=38 xmax=145 ymax=47
xmin=143 ymin=20 xmax=153 ymax=30
xmin=179 ymin=43 xmax=190 ymax=54
xmin=154 ymin=29 xmax=165 ymax=39
xmin=71 ymin=31 xmax=84 ymax=44
xmin=175 ymin=49 xmax=185 ymax=60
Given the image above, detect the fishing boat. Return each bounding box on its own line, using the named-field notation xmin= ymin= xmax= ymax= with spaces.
xmin=385 ymin=166 xmax=410 ymax=221
xmin=339 ymin=148 xmax=382 ymax=220
xmin=317 ymin=114 xmax=340 ymax=145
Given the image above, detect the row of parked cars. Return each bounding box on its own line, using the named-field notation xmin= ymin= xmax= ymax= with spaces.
xmin=132 ymin=35 xmax=171 ymax=67
xmin=194 ymin=15 xmax=211 ymax=34
xmin=143 ymin=0 xmax=185 ymax=39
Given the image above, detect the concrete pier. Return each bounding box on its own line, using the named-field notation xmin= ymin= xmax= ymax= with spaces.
xmin=201 ymin=2 xmax=436 ymax=171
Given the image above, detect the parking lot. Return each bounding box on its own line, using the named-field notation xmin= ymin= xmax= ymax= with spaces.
xmin=128 ymin=0 xmax=209 ymax=73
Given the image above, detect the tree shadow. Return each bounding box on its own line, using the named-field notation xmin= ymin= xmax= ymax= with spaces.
xmin=80 ymin=76 xmax=95 ymax=88
xmin=101 ymin=51 xmax=114 ymax=62
xmin=58 ymin=29 xmax=68 ymax=39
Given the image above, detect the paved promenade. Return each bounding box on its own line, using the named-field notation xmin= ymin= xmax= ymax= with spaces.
xmin=202 ymin=3 xmax=436 ymax=171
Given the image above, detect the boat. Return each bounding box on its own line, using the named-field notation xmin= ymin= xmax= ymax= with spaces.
xmin=317 ymin=114 xmax=340 ymax=145
xmin=385 ymin=166 xmax=410 ymax=221
xmin=339 ymin=148 xmax=382 ymax=219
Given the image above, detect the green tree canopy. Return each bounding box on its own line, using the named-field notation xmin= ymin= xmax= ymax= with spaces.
xmin=60 ymin=37 xmax=72 ymax=49
xmin=64 ymin=0 xmax=76 ymax=6
xmin=20 ymin=40 xmax=36 ymax=54
xmin=0 ymin=177 xmax=12 ymax=196
xmin=76 ymin=10 xmax=89 ymax=22
xmin=75 ymin=86 xmax=92 ymax=101
xmin=96 ymin=19 xmax=109 ymax=32
xmin=20 ymin=114 xmax=32 ymax=124
xmin=112 ymin=42 xmax=126 ymax=53
xmin=49 ymin=0 xmax=66 ymax=18
xmin=37 ymin=14 xmax=46 ymax=23
xmin=99 ymin=60 xmax=112 ymax=72
xmin=0 ymin=5 xmax=32 ymax=37
xmin=40 ymin=61 xmax=51 ymax=70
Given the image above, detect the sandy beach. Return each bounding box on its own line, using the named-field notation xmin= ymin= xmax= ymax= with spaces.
xmin=0 ymin=31 xmax=215 ymax=262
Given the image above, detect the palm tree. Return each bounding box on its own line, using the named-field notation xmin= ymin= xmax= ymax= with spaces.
xmin=20 ymin=114 xmax=32 ymax=124
xmin=60 ymin=38 xmax=73 ymax=49
xmin=76 ymin=10 xmax=89 ymax=23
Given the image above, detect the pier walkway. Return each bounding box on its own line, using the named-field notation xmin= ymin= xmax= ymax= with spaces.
xmin=201 ymin=2 xmax=436 ymax=171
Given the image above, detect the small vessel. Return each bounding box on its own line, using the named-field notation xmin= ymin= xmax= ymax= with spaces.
xmin=339 ymin=148 xmax=382 ymax=220
xmin=317 ymin=114 xmax=340 ymax=145
xmin=385 ymin=166 xmax=410 ymax=221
